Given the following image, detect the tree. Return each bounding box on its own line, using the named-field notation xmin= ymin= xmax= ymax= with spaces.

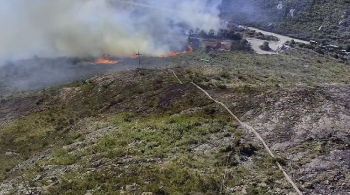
xmin=228 ymin=31 xmax=242 ymax=40
xmin=199 ymin=30 xmax=207 ymax=38
xmin=208 ymin=29 xmax=215 ymax=38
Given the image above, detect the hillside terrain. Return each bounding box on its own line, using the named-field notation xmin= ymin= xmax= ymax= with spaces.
xmin=1 ymin=1 xmax=350 ymax=194
xmin=1 ymin=48 xmax=350 ymax=194
xmin=222 ymin=0 xmax=350 ymax=48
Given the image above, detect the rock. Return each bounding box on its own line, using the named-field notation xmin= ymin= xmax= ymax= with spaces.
xmin=258 ymin=182 xmax=267 ymax=188
xmin=232 ymin=185 xmax=247 ymax=194
xmin=241 ymin=186 xmax=247 ymax=194
xmin=141 ymin=192 xmax=153 ymax=195
xmin=34 ymin=175 xmax=42 ymax=181
xmin=5 ymin=151 xmax=19 ymax=156
xmin=125 ymin=183 xmax=139 ymax=192
xmin=91 ymin=159 xmax=103 ymax=168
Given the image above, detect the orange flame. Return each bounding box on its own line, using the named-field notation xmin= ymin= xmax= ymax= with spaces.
xmin=95 ymin=56 xmax=119 ymax=65
xmin=161 ymin=51 xmax=179 ymax=58
xmin=160 ymin=46 xmax=193 ymax=58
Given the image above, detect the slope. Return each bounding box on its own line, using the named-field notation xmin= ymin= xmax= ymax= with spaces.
xmin=1 ymin=49 xmax=350 ymax=194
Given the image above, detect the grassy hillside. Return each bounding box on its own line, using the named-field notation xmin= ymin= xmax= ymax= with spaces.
xmin=1 ymin=49 xmax=350 ymax=194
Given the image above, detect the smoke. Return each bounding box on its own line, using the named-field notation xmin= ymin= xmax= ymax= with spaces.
xmin=220 ymin=0 xmax=272 ymax=24
xmin=0 ymin=0 xmax=222 ymax=63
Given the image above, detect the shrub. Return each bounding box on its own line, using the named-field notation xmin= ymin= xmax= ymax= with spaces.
xmin=290 ymin=39 xmax=296 ymax=45
xmin=346 ymin=45 xmax=350 ymax=52
xmin=260 ymin=41 xmax=272 ymax=51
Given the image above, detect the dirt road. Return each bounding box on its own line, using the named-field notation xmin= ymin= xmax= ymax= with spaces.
xmin=244 ymin=26 xmax=310 ymax=55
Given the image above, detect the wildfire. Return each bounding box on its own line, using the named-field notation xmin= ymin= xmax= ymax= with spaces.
xmin=94 ymin=56 xmax=119 ymax=65
xmin=160 ymin=46 xmax=193 ymax=58
xmin=91 ymin=46 xmax=193 ymax=64
xmin=162 ymin=51 xmax=180 ymax=58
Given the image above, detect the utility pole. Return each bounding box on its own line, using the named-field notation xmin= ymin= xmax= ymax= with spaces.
xmin=136 ymin=50 xmax=142 ymax=68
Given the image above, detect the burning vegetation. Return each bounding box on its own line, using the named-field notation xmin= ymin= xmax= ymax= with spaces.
xmin=94 ymin=56 xmax=119 ymax=65
xmin=160 ymin=46 xmax=193 ymax=58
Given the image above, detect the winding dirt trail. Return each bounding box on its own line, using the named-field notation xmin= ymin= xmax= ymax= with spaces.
xmin=244 ymin=26 xmax=310 ymax=55
xmin=170 ymin=70 xmax=303 ymax=195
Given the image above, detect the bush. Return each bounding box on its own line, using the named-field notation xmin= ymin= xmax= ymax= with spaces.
xmin=230 ymin=39 xmax=252 ymax=52
xmin=260 ymin=41 xmax=272 ymax=51
xmin=290 ymin=39 xmax=296 ymax=45
xmin=346 ymin=45 xmax=350 ymax=52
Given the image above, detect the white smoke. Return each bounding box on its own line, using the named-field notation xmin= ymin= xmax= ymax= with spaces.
xmin=0 ymin=0 xmax=222 ymax=63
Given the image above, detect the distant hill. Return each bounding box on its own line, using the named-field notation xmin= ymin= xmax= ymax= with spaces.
xmin=222 ymin=0 xmax=350 ymax=47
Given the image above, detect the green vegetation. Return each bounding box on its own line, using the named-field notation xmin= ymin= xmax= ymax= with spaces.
xmin=271 ymin=0 xmax=350 ymax=47
xmin=0 ymin=109 xmax=85 ymax=180
xmin=225 ymin=0 xmax=349 ymax=47
xmin=42 ymin=112 xmax=287 ymax=194
xmin=46 ymin=114 xmax=229 ymax=194
xmin=1 ymin=49 xmax=350 ymax=193
xmin=50 ymin=149 xmax=80 ymax=166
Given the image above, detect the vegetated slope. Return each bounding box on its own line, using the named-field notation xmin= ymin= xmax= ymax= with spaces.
xmin=0 ymin=49 xmax=350 ymax=194
xmin=222 ymin=0 xmax=350 ymax=47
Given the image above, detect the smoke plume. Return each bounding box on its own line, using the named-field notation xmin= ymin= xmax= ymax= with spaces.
xmin=0 ymin=0 xmax=222 ymax=63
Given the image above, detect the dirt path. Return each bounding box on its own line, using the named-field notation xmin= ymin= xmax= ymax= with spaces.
xmin=170 ymin=70 xmax=303 ymax=195
xmin=244 ymin=26 xmax=310 ymax=55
